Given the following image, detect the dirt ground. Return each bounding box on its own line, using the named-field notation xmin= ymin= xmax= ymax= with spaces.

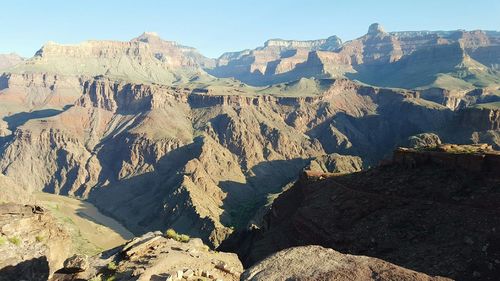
xmin=34 ymin=192 xmax=134 ymax=255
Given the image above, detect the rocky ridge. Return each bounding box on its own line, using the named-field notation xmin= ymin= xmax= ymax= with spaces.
xmin=7 ymin=34 xmax=211 ymax=85
xmin=228 ymin=144 xmax=500 ymax=280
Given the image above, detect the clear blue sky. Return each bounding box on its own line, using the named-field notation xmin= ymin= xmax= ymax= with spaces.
xmin=2 ymin=0 xmax=499 ymax=58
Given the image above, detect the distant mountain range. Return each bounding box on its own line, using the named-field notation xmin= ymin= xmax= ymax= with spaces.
xmin=2 ymin=23 xmax=499 ymax=90
xmin=209 ymin=23 xmax=500 ymax=89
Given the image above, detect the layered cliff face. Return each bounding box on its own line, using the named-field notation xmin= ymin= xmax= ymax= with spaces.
xmin=131 ymin=32 xmax=215 ymax=68
xmin=232 ymin=146 xmax=500 ymax=280
xmin=7 ymin=34 xmax=212 ymax=85
xmin=208 ymin=36 xmax=343 ymax=85
xmin=0 ymin=28 xmax=498 ymax=251
xmin=0 ymin=73 xmax=82 ymax=115
xmin=208 ymin=23 xmax=500 ymax=90
xmin=1 ymin=75 xmax=497 ymax=249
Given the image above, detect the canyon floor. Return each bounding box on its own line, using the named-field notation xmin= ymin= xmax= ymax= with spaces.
xmin=34 ymin=192 xmax=134 ymax=255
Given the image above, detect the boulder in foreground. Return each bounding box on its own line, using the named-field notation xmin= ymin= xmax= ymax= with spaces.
xmin=241 ymin=245 xmax=451 ymax=281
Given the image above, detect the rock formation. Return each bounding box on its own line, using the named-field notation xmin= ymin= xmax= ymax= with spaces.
xmin=131 ymin=32 xmax=215 ymax=69
xmin=0 ymin=73 xmax=497 ymax=248
xmin=0 ymin=27 xmax=498 ymax=281
xmin=0 ymin=203 xmax=72 ymax=281
xmin=51 ymin=231 xmax=242 ymax=281
xmin=208 ymin=36 xmax=342 ymax=85
xmin=7 ymin=34 xmax=212 ymax=85
xmin=241 ymin=245 xmax=451 ymax=281
xmin=0 ymin=29 xmax=498 ymax=277
xmin=230 ymin=145 xmax=500 ymax=280
xmin=305 ymin=153 xmax=363 ymax=174
xmin=405 ymin=133 xmax=442 ymax=149
xmin=207 ymin=23 xmax=500 ymax=90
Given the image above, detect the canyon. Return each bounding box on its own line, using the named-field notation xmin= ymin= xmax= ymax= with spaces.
xmin=0 ymin=23 xmax=499 ymax=280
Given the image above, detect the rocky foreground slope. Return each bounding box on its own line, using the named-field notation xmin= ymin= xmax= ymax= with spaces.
xmin=50 ymin=237 xmax=452 ymax=281
xmin=51 ymin=231 xmax=243 ymax=281
xmin=0 ymin=203 xmax=72 ymax=281
xmin=225 ymin=144 xmax=500 ymax=280
xmin=241 ymin=246 xmax=451 ymax=281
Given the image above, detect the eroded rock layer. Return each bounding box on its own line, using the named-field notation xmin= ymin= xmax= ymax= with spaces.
xmin=0 ymin=75 xmax=498 ymax=248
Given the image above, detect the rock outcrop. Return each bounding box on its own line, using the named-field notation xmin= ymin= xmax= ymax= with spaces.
xmin=393 ymin=144 xmax=500 ymax=174
xmin=0 ymin=203 xmax=72 ymax=281
xmin=131 ymin=32 xmax=215 ymax=68
xmin=208 ymin=36 xmax=342 ymax=85
xmin=241 ymin=246 xmax=451 ymax=281
xmin=51 ymin=231 xmax=242 ymax=281
xmin=305 ymin=153 xmax=363 ymax=174
xmin=405 ymin=133 xmax=442 ymax=149
xmin=7 ymin=34 xmax=212 ymax=85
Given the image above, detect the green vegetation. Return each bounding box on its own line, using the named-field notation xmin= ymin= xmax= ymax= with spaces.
xmin=62 ymin=216 xmax=75 ymax=225
xmin=165 ymin=229 xmax=177 ymax=239
xmin=107 ymin=261 xmax=117 ymax=271
xmin=164 ymin=228 xmax=190 ymax=243
xmin=8 ymin=236 xmax=21 ymax=246
xmin=179 ymin=234 xmax=190 ymax=243
xmin=0 ymin=236 xmax=6 ymax=246
xmin=89 ymin=275 xmax=116 ymax=281
xmin=35 ymin=235 xmax=44 ymax=243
